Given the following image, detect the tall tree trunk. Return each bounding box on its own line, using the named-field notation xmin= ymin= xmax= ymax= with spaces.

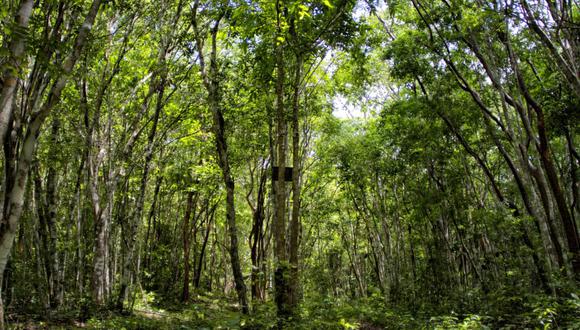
xmin=33 ymin=163 xmax=51 ymax=308
xmin=213 ymin=75 xmax=249 ymax=315
xmin=502 ymin=31 xmax=580 ymax=277
xmin=288 ymin=50 xmax=302 ymax=309
xmin=71 ymin=158 xmax=85 ymax=299
xmin=249 ymin=167 xmax=267 ymax=301
xmin=45 ymin=118 xmax=60 ymax=309
xmin=566 ymin=130 xmax=579 ymax=218
xmin=118 ymin=0 xmax=183 ymax=308
xmin=536 ymin=109 xmax=580 ymax=276
xmin=273 ymin=0 xmax=290 ymax=321
xmin=192 ymin=2 xmax=248 ymax=313
xmin=118 ymin=57 xmax=166 ymax=312
xmin=181 ymin=191 xmax=195 ymax=302
xmin=144 ymin=174 xmax=162 ymax=270
xmin=0 ymin=0 xmax=34 ymax=148
xmin=0 ymin=1 xmax=102 ymax=326
xmin=31 ymin=119 xmax=61 ymax=311
xmin=194 ymin=201 xmax=217 ymax=289
xmin=435 ymin=106 xmax=557 ymax=285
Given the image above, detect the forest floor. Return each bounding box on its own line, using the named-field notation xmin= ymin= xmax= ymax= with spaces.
xmin=7 ymin=294 xmax=398 ymax=329
xmin=6 ymin=290 xmax=580 ymax=329
xmin=9 ymin=299 xmax=242 ymax=329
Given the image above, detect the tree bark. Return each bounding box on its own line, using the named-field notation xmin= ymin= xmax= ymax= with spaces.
xmin=194 ymin=201 xmax=217 ymax=289
xmin=0 ymin=0 xmax=34 ymax=148
xmin=273 ymin=0 xmax=290 ymax=322
xmin=249 ymin=166 xmax=267 ymax=301
xmin=118 ymin=51 xmax=166 ymax=312
xmin=45 ymin=118 xmax=60 ymax=309
xmin=192 ymin=1 xmax=248 ymax=313
xmin=0 ymin=1 xmax=102 ymax=325
xmin=181 ymin=191 xmax=195 ymax=302
xmin=288 ymin=50 xmax=302 ymax=309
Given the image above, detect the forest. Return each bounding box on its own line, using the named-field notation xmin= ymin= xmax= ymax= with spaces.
xmin=0 ymin=0 xmax=578 ymax=329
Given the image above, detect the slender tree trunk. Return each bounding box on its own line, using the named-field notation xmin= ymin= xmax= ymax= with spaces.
xmin=33 ymin=163 xmax=51 ymax=308
xmin=144 ymin=174 xmax=162 ymax=270
xmin=70 ymin=157 xmax=85 ymax=300
xmin=194 ymin=202 xmax=216 ymax=289
xmin=192 ymin=2 xmax=248 ymax=313
xmin=0 ymin=1 xmax=102 ymax=325
xmin=92 ymin=196 xmax=110 ymax=306
xmin=181 ymin=191 xmax=195 ymax=302
xmin=118 ymin=56 xmax=166 ymax=311
xmin=249 ymin=168 xmax=267 ymax=301
xmin=273 ymin=0 xmax=290 ymax=322
xmin=566 ymin=130 xmax=579 ymax=218
xmin=118 ymin=1 xmax=184 ymax=308
xmin=436 ymin=106 xmax=557 ymax=283
xmin=217 ymin=111 xmax=248 ymax=313
xmin=0 ymin=0 xmax=34 ymax=148
xmin=45 ymin=118 xmax=60 ymax=309
xmin=288 ymin=51 xmax=302 ymax=309
xmin=536 ymin=111 xmax=580 ymax=276
xmin=502 ymin=31 xmax=580 ymax=276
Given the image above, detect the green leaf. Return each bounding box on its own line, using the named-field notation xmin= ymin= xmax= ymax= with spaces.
xmin=322 ymin=0 xmax=334 ymax=9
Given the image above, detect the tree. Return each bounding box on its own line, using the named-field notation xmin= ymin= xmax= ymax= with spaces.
xmin=0 ymin=0 xmax=102 ymax=326
xmin=191 ymin=0 xmax=248 ymax=314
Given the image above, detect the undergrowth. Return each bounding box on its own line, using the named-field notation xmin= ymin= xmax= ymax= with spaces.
xmin=7 ymin=290 xmax=580 ymax=329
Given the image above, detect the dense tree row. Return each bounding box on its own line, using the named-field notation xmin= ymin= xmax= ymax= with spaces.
xmin=0 ymin=0 xmax=577 ymax=328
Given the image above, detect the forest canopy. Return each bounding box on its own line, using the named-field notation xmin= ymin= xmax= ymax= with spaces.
xmin=0 ymin=0 xmax=578 ymax=329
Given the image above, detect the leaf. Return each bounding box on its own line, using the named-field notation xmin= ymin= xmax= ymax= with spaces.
xmin=298 ymin=4 xmax=311 ymax=20
xmin=322 ymin=0 xmax=334 ymax=9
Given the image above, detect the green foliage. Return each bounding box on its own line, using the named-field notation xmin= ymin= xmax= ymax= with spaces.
xmin=3 ymin=0 xmax=579 ymax=329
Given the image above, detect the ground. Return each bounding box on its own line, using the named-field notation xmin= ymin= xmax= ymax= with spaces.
xmin=6 ymin=291 xmax=580 ymax=329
